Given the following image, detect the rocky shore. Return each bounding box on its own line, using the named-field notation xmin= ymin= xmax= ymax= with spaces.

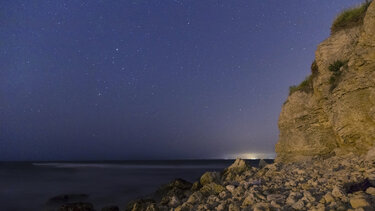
xmin=123 ymin=151 xmax=375 ymax=211
xmin=57 ymin=152 xmax=375 ymax=211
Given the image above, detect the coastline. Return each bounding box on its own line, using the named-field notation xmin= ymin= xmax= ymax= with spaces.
xmin=122 ymin=153 xmax=375 ymax=211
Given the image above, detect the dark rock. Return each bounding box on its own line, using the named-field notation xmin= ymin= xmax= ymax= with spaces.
xmin=154 ymin=178 xmax=192 ymax=202
xmin=222 ymin=158 xmax=251 ymax=181
xmin=191 ymin=181 xmax=202 ymax=191
xmin=200 ymin=172 xmax=220 ymax=186
xmin=258 ymin=159 xmax=268 ymax=169
xmin=344 ymin=179 xmax=372 ymax=193
xmin=125 ymin=199 xmax=156 ymax=211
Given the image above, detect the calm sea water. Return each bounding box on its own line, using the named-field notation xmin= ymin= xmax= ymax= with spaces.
xmin=0 ymin=159 xmax=269 ymax=211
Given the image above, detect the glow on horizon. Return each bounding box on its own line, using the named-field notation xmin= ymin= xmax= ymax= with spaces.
xmin=224 ymin=152 xmax=276 ymax=160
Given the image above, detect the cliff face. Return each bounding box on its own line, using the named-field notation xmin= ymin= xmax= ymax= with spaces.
xmin=276 ymin=1 xmax=375 ymax=162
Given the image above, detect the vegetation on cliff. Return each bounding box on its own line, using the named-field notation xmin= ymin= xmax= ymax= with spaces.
xmin=288 ymin=60 xmax=318 ymax=96
xmin=328 ymin=60 xmax=348 ymax=91
xmin=331 ymin=1 xmax=371 ymax=33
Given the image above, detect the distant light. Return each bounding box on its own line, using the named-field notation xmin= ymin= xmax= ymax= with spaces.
xmin=224 ymin=152 xmax=275 ymax=160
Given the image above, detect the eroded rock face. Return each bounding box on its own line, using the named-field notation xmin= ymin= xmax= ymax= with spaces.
xmin=276 ymin=1 xmax=375 ymax=162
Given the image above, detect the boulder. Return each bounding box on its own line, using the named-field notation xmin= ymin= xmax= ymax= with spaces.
xmin=222 ymin=158 xmax=251 ymax=181
xmin=349 ymin=196 xmax=370 ymax=208
xmin=125 ymin=199 xmax=156 ymax=211
xmin=258 ymin=159 xmax=268 ymax=169
xmin=200 ymin=172 xmax=220 ymax=186
xmin=200 ymin=183 xmax=225 ymax=196
xmin=154 ymin=178 xmax=192 ymax=203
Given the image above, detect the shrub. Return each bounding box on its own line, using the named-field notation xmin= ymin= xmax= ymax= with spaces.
xmin=329 ymin=60 xmax=346 ymax=73
xmin=289 ymin=75 xmax=314 ymax=96
xmin=331 ymin=1 xmax=371 ymax=33
xmin=329 ymin=60 xmax=348 ymax=91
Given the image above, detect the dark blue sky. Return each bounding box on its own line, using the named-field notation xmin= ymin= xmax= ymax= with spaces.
xmin=0 ymin=0 xmax=363 ymax=160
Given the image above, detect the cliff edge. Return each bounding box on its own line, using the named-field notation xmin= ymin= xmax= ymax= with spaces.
xmin=276 ymin=1 xmax=375 ymax=162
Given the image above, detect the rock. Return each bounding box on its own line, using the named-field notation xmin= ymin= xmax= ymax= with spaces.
xmin=176 ymin=202 xmax=193 ymax=211
xmin=168 ymin=196 xmax=180 ymax=208
xmin=302 ymin=191 xmax=315 ymax=202
xmin=191 ymin=181 xmax=201 ymax=191
xmin=218 ymin=191 xmax=229 ymax=199
xmin=60 ymin=202 xmax=94 ymax=211
xmin=242 ymin=194 xmax=256 ymax=207
xmin=187 ymin=191 xmax=203 ymax=204
xmin=292 ymin=199 xmax=304 ymax=210
xmin=200 ymin=183 xmax=225 ymax=196
xmin=365 ymin=146 xmax=375 ymax=161
xmin=266 ymin=194 xmax=285 ymax=204
xmin=200 ymin=172 xmax=220 ymax=186
xmin=225 ymin=185 xmax=235 ymax=193
xmin=145 ymin=204 xmax=158 ymax=211
xmin=222 ymin=158 xmax=251 ymax=181
xmin=276 ymin=0 xmax=375 ymax=162
xmin=215 ymin=203 xmax=226 ymax=211
xmin=349 ymin=196 xmax=370 ymax=208
xmin=365 ymin=187 xmax=375 ymax=195
xmin=125 ymin=199 xmax=156 ymax=211
xmin=286 ymin=192 xmax=301 ymax=205
xmin=258 ymin=159 xmax=268 ymax=169
xmin=154 ymin=178 xmax=192 ymax=203
xmin=253 ymin=202 xmax=270 ymax=211
xmin=323 ymin=192 xmax=335 ymax=203
xmin=228 ymin=203 xmax=240 ymax=211
xmin=101 ymin=206 xmax=119 ymax=211
xmin=332 ymin=185 xmax=345 ymax=198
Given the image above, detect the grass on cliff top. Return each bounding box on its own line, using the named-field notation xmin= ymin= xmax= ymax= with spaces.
xmin=331 ymin=1 xmax=371 ymax=33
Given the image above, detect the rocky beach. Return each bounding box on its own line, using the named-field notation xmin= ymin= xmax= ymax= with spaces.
xmin=57 ymin=1 xmax=375 ymax=210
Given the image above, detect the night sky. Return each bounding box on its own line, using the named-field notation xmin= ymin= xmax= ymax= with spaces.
xmin=0 ymin=0 xmax=364 ymax=161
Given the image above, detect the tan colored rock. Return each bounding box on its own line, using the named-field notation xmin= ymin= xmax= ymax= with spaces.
xmin=168 ymin=196 xmax=179 ymax=208
xmin=292 ymin=199 xmax=305 ymax=210
xmin=200 ymin=183 xmax=225 ymax=196
xmin=349 ymin=197 xmax=370 ymax=208
xmin=225 ymin=185 xmax=235 ymax=193
xmin=332 ymin=186 xmax=344 ymax=198
xmin=200 ymin=172 xmax=220 ymax=186
xmin=323 ymin=192 xmax=335 ymax=203
xmin=186 ymin=191 xmax=202 ymax=204
xmin=252 ymin=203 xmax=270 ymax=211
xmin=228 ymin=203 xmax=240 ymax=211
xmin=242 ymin=194 xmax=256 ymax=207
xmin=365 ymin=187 xmax=375 ymax=195
xmin=276 ymin=1 xmax=375 ymax=162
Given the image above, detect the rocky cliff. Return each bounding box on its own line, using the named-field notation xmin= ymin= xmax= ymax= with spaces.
xmin=276 ymin=1 xmax=375 ymax=162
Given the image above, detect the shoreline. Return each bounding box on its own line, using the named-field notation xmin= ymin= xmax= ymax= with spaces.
xmin=56 ymin=153 xmax=375 ymax=210
xmin=123 ymin=154 xmax=375 ymax=211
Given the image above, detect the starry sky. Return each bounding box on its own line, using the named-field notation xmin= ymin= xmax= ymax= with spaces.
xmin=0 ymin=0 xmax=364 ymax=161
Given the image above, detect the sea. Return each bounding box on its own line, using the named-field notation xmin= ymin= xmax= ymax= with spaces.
xmin=0 ymin=159 xmax=272 ymax=211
